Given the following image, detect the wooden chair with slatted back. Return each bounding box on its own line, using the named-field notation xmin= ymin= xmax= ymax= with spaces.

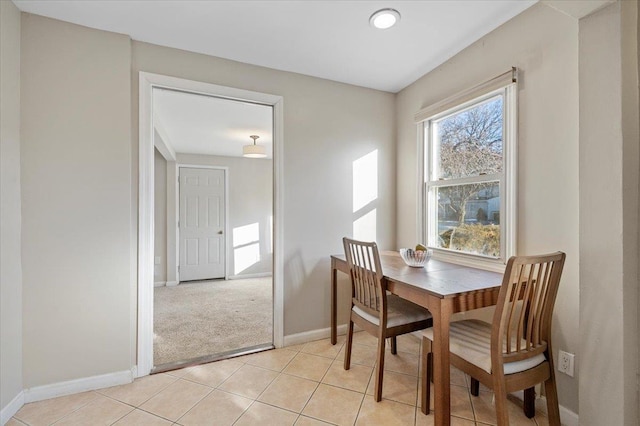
xmin=343 ymin=237 xmax=433 ymax=402
xmin=420 ymin=252 xmax=566 ymax=425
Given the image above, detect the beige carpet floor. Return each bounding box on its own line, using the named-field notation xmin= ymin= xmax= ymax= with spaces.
xmin=153 ymin=277 xmax=273 ymax=366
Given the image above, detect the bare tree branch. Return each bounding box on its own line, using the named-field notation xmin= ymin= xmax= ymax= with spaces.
xmin=435 ymin=97 xmax=503 ymax=225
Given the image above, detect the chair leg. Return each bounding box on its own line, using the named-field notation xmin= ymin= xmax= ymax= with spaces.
xmin=374 ymin=334 xmax=386 ymax=402
xmin=544 ymin=374 xmax=561 ymax=426
xmin=524 ymin=387 xmax=535 ymax=418
xmin=390 ymin=336 xmax=397 ymax=354
xmin=493 ymin=380 xmax=510 ymax=426
xmin=470 ymin=378 xmax=480 ymax=396
xmin=344 ymin=320 xmax=354 ymax=370
xmin=420 ymin=337 xmax=432 ymax=414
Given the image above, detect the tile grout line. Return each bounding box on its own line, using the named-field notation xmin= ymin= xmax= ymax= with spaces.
xmin=120 ymin=376 xmax=217 ymax=425
xmin=230 ymin=398 xmax=257 ymax=426
xmin=294 ymin=340 xmax=350 ymax=425
xmin=292 ymin=341 xmax=329 ymax=421
xmin=31 ymin=390 xmax=104 ymax=426
xmin=228 ymin=347 xmax=307 ymax=425
xmin=172 ymin=381 xmax=216 ymax=425
xmin=134 ymin=404 xmax=187 ymax=424
xmin=460 ymin=371 xmax=481 ymax=425
xmin=105 ymin=403 xmax=135 ymax=426
xmin=97 ymin=371 xmax=181 ymax=410
xmin=304 ymin=339 xmax=343 ymax=418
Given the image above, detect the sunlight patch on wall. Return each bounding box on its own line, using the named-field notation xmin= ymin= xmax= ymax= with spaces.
xmin=234 ymin=243 xmax=260 ymax=274
xmin=233 ymin=222 xmax=260 ymax=274
xmin=352 ymin=150 xmax=378 ymax=241
xmin=353 ymin=209 xmax=377 ymax=241
xmin=233 ymin=223 xmax=259 ymax=246
xmin=352 ymin=150 xmax=378 ymax=213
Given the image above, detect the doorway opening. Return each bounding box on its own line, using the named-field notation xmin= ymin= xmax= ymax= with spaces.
xmin=152 ymin=87 xmax=273 ymax=369
xmin=138 ymin=73 xmax=284 ymax=377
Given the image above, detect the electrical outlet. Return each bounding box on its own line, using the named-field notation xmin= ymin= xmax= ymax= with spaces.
xmin=558 ymin=350 xmax=575 ymax=377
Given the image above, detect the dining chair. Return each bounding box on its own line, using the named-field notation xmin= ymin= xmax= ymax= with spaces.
xmin=342 ymin=237 xmax=433 ymax=402
xmin=420 ymin=252 xmax=566 ymax=425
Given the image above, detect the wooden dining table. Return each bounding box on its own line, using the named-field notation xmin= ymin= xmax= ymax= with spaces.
xmin=330 ymin=251 xmax=503 ymax=425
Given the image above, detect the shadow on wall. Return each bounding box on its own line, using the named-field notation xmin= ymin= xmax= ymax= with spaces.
xmin=284 ymin=250 xmax=310 ymax=336
xmin=284 ymin=250 xmax=353 ymax=337
xmin=282 ymin=149 xmax=381 ymax=337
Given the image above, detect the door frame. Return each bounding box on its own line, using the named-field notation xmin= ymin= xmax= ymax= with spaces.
xmin=176 ymin=165 xmax=230 ymax=282
xmin=137 ymin=72 xmax=284 ymax=377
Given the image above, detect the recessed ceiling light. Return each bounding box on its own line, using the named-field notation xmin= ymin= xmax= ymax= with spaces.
xmin=369 ymin=8 xmax=401 ymax=30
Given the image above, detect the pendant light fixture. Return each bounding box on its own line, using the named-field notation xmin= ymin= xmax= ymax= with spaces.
xmin=243 ymin=135 xmax=266 ymax=158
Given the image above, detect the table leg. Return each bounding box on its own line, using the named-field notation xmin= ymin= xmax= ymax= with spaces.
xmin=331 ymin=259 xmax=337 ymax=345
xmin=432 ymin=298 xmax=453 ymax=426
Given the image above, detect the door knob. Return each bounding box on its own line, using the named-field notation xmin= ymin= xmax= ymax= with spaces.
xmin=218 ymin=230 xmax=223 ymax=235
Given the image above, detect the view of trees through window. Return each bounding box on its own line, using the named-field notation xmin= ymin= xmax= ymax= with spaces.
xmin=431 ymin=95 xmax=503 ymax=257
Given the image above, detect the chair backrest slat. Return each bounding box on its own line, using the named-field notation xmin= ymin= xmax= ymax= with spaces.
xmin=528 ymin=261 xmax=550 ymax=346
xmin=343 ymin=237 xmax=385 ymax=319
xmin=493 ymin=252 xmax=566 ymax=364
xmin=515 ymin=265 xmax=530 ymax=352
xmin=504 ymin=263 xmax=524 ymax=353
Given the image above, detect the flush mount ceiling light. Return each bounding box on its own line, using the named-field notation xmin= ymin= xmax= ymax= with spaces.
xmin=369 ymin=8 xmax=401 ymax=30
xmin=243 ymin=135 xmax=266 ymax=158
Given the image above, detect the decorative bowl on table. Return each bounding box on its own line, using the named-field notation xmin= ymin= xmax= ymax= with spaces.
xmin=399 ymin=248 xmax=432 ymax=268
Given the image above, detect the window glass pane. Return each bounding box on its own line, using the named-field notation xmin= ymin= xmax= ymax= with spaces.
xmin=432 ymin=95 xmax=503 ymax=180
xmin=434 ymin=182 xmax=500 ymax=258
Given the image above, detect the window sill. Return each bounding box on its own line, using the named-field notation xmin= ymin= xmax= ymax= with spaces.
xmin=431 ymin=249 xmax=506 ymax=273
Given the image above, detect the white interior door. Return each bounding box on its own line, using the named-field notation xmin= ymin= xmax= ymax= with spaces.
xmin=179 ymin=167 xmax=226 ymax=281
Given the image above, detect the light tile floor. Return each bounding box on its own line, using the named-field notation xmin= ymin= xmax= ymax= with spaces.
xmin=11 ymin=332 xmax=550 ymax=426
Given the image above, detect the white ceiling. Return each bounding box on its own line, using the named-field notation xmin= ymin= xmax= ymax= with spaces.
xmin=13 ymin=0 xmax=537 ymax=93
xmin=153 ymin=89 xmax=273 ymax=158
xmin=14 ymin=0 xmax=550 ymax=158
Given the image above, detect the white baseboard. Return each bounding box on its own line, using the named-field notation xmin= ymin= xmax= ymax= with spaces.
xmin=502 ymin=389 xmax=578 ymax=426
xmin=165 ymin=281 xmax=178 ymax=287
xmin=283 ymin=324 xmax=350 ymax=347
xmin=559 ymin=403 xmax=579 ymax=426
xmin=1 ymin=391 xmax=24 ymax=425
xmin=23 ymin=369 xmax=133 ymax=404
xmin=154 ymin=281 xmax=166 ymax=287
xmin=228 ymin=273 xmax=272 ymax=280
xmin=514 ymin=392 xmax=578 ymax=426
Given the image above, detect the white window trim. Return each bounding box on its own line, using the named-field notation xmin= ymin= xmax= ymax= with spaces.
xmin=415 ymin=69 xmax=518 ymax=272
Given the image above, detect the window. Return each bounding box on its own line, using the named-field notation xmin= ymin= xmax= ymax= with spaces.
xmin=416 ymin=69 xmax=517 ymax=268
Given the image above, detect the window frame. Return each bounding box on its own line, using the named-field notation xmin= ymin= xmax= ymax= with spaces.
xmin=415 ymin=70 xmax=517 ymax=271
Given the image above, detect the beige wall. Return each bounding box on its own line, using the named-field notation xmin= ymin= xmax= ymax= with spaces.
xmin=579 ymin=3 xmax=639 ymax=425
xmin=176 ymin=154 xmax=273 ymax=277
xmin=396 ymin=3 xmax=580 ymax=413
xmin=154 ymin=148 xmax=167 ymax=283
xmin=15 ymin=11 xmax=395 ymax=392
xmin=0 ymin=0 xmax=23 ymax=411
xmin=20 ymin=14 xmax=132 ymax=387
xmin=132 ymin=41 xmax=397 ymax=335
